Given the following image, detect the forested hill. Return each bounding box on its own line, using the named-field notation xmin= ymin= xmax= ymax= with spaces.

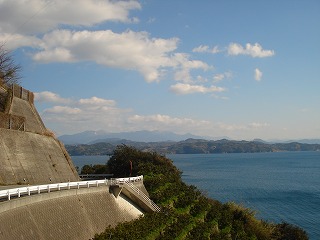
xmin=65 ymin=138 xmax=320 ymax=156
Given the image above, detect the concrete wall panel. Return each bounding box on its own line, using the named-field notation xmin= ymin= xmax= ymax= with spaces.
xmin=0 ymin=187 xmax=143 ymax=240
xmin=9 ymin=98 xmax=45 ymax=133
xmin=0 ymin=129 xmax=79 ymax=185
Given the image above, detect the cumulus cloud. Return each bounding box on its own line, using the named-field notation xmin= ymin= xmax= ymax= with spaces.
xmin=0 ymin=33 xmax=41 ymax=50
xmin=249 ymin=122 xmax=270 ymax=128
xmin=213 ymin=71 xmax=233 ymax=82
xmin=35 ymin=91 xmax=213 ymax=134
xmin=34 ymin=91 xmax=71 ymax=104
xmin=228 ymin=43 xmax=275 ymax=58
xmin=79 ymin=97 xmax=115 ymax=107
xmin=213 ymin=74 xmax=225 ymax=82
xmin=128 ymin=114 xmax=213 ymax=134
xmin=173 ymin=53 xmax=211 ymax=83
xmin=28 ymin=29 xmax=211 ymax=83
xmin=35 ymin=91 xmax=271 ymax=137
xmin=45 ymin=106 xmax=81 ymax=114
xmin=31 ymin=29 xmax=179 ymax=82
xmin=170 ymin=83 xmax=225 ymax=95
xmin=0 ymin=0 xmax=214 ymax=83
xmin=36 ymin=92 xmax=132 ymax=133
xmin=0 ymin=0 xmax=141 ymax=35
xmin=192 ymin=45 xmax=220 ymax=54
xmin=254 ymin=68 xmax=263 ymax=81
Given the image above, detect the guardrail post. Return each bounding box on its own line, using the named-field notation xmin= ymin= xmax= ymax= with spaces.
xmin=87 ymin=182 xmax=90 ymax=188
xmin=96 ymin=181 xmax=99 ymax=187
xmin=68 ymin=183 xmax=70 ymax=190
xmin=17 ymin=189 xmax=20 ymax=198
xmin=38 ymin=186 xmax=40 ymax=194
xmin=47 ymin=185 xmax=50 ymax=193
xmin=7 ymin=190 xmax=10 ymax=200
xmin=77 ymin=183 xmax=80 ymax=189
xmin=28 ymin=187 xmax=30 ymax=196
xmin=58 ymin=184 xmax=60 ymax=191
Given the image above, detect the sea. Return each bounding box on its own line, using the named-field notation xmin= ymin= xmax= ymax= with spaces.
xmin=72 ymin=151 xmax=320 ymax=239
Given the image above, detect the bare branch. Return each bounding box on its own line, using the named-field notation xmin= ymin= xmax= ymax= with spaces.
xmin=0 ymin=45 xmax=21 ymax=86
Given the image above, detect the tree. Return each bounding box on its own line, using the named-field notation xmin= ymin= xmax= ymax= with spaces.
xmin=0 ymin=45 xmax=21 ymax=86
xmin=273 ymin=222 xmax=308 ymax=240
xmin=80 ymin=164 xmax=109 ymax=174
xmin=107 ymin=145 xmax=181 ymax=178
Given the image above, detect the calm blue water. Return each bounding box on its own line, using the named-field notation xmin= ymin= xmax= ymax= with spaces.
xmin=72 ymin=151 xmax=320 ymax=239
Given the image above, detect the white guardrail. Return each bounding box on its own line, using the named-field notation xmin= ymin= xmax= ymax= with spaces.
xmin=124 ymin=182 xmax=161 ymax=212
xmin=0 ymin=176 xmax=143 ymax=201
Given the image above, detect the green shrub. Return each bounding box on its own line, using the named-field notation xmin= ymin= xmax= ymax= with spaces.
xmin=272 ymin=222 xmax=308 ymax=240
xmin=94 ymin=146 xmax=308 ymax=240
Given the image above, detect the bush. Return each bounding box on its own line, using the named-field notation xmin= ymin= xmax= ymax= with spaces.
xmin=80 ymin=164 xmax=109 ymax=174
xmin=273 ymin=222 xmax=308 ymax=240
xmin=94 ymin=146 xmax=308 ymax=240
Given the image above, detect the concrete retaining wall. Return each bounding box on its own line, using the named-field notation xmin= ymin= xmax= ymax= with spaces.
xmin=9 ymin=97 xmax=45 ymax=133
xmin=0 ymin=85 xmax=146 ymax=239
xmin=0 ymin=129 xmax=79 ymax=185
xmin=0 ymin=186 xmax=143 ymax=240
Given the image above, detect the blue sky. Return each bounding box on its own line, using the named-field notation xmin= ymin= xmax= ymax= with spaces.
xmin=1 ymin=0 xmax=319 ymax=140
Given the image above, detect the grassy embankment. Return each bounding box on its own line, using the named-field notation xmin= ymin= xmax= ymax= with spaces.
xmin=93 ymin=145 xmax=308 ymax=240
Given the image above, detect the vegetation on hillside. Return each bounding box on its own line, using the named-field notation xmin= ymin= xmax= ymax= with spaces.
xmin=93 ymin=145 xmax=308 ymax=240
xmin=67 ymin=139 xmax=320 ymax=156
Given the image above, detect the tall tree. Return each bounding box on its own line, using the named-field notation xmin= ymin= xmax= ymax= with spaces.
xmin=0 ymin=45 xmax=21 ymax=86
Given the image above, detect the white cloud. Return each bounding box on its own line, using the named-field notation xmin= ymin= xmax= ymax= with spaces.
xmin=37 ymin=91 xmax=214 ymax=134
xmin=0 ymin=33 xmax=41 ymax=50
xmin=228 ymin=43 xmax=275 ymax=58
xmin=128 ymin=114 xmax=212 ymax=134
xmin=173 ymin=53 xmax=211 ymax=83
xmin=193 ymin=45 xmax=209 ymax=53
xmin=45 ymin=106 xmax=81 ymax=115
xmin=0 ymin=0 xmax=213 ymax=83
xmin=218 ymin=122 xmax=270 ymax=131
xmin=0 ymin=0 xmax=141 ymax=35
xmin=37 ymin=92 xmax=132 ymax=133
xmin=31 ymin=29 xmax=180 ymax=82
xmin=170 ymin=83 xmax=225 ymax=95
xmin=213 ymin=71 xmax=233 ymax=82
xmin=213 ymin=74 xmax=225 ymax=82
xmin=79 ymin=97 xmax=116 ymax=107
xmin=249 ymin=122 xmax=270 ymax=129
xmin=36 ymin=91 xmax=272 ymax=138
xmin=192 ymin=45 xmax=221 ymax=54
xmin=129 ymin=114 xmax=197 ymax=125
xmin=254 ymin=68 xmax=263 ymax=81
xmin=34 ymin=91 xmax=71 ymax=104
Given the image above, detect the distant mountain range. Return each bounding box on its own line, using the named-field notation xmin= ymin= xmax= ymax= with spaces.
xmin=58 ymin=130 xmax=214 ymax=145
xmin=65 ymin=138 xmax=320 ymax=156
xmin=59 ymin=130 xmax=320 ymax=145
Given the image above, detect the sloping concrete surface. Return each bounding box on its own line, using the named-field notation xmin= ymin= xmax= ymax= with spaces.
xmin=0 ymin=129 xmax=79 ymax=185
xmin=0 ymin=186 xmax=143 ymax=240
xmin=0 ymin=86 xmax=152 ymax=239
xmin=9 ymin=97 xmax=45 ymax=133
